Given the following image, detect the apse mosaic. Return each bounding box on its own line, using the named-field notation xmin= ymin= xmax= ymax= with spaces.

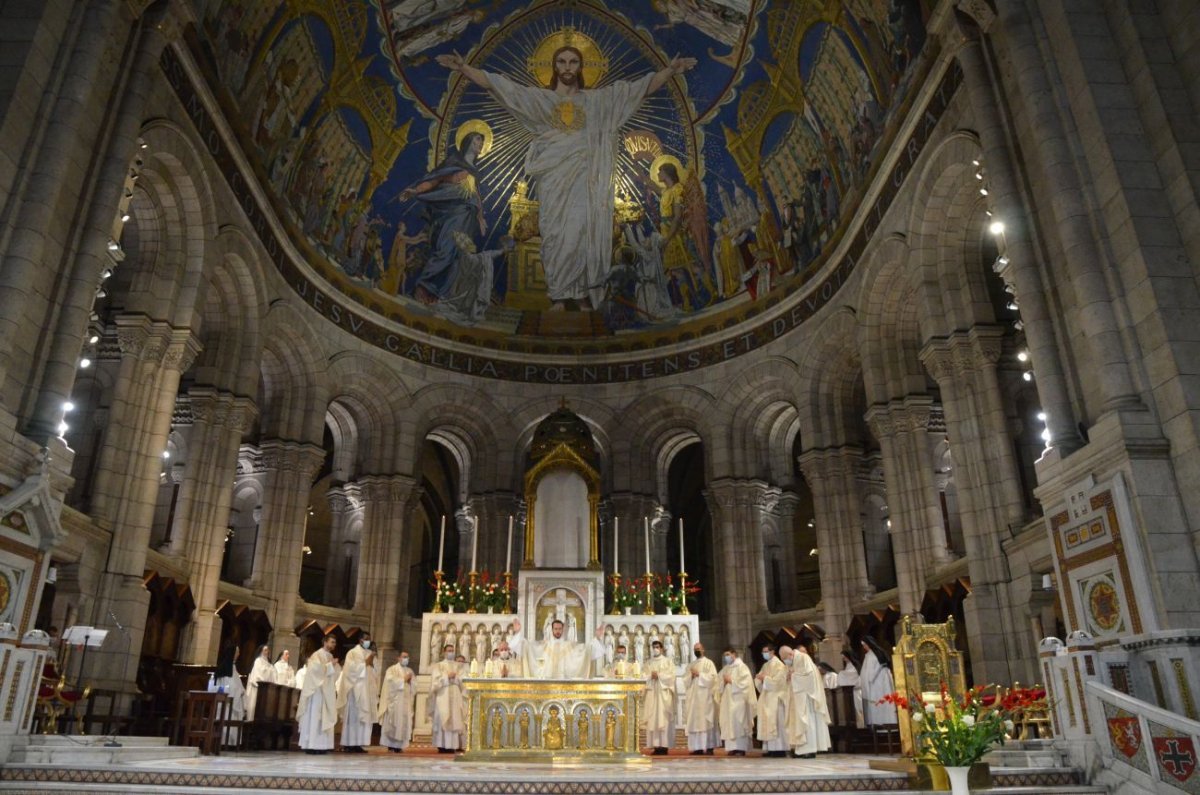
xmin=196 ymin=0 xmax=929 ymax=343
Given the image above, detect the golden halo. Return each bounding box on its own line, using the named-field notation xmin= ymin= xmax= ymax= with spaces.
xmin=649 ymin=154 xmax=687 ymax=189
xmin=455 ymin=119 xmax=493 ymax=158
xmin=527 ymin=27 xmax=609 ymax=88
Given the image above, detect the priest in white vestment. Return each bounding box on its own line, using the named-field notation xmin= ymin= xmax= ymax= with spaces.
xmin=274 ymin=649 xmax=296 ymax=688
xmin=604 ymin=643 xmax=641 ymax=679
xmin=484 ymin=641 xmax=522 ymax=678
xmin=755 ymin=643 xmax=789 ymax=756
xmin=717 ymin=648 xmax=757 ymax=755
xmin=378 ymin=651 xmax=416 ymax=752
xmin=430 ymin=643 xmax=466 ymax=752
xmin=860 ymin=638 xmax=898 ymax=726
xmin=683 ymin=642 xmax=718 ymax=754
xmin=297 ymin=635 xmax=338 ymax=754
xmin=246 ymin=644 xmax=276 ymax=720
xmin=507 ymin=617 xmax=606 ymax=679
xmin=436 ymin=48 xmax=697 ymax=310
xmin=643 ymin=640 xmax=677 ymax=754
xmin=781 ymin=646 xmax=831 ymax=758
xmin=336 ymin=634 xmax=380 ymax=751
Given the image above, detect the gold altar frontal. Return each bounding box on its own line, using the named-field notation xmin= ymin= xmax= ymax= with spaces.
xmin=460 ymin=678 xmax=646 ymax=763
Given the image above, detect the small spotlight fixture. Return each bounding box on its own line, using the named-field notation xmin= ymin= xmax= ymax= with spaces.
xmin=988 ymin=220 xmax=1005 ymax=235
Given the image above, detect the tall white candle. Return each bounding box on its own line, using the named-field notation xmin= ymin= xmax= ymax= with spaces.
xmin=437 ymin=514 xmax=446 ymax=571
xmin=506 ymin=515 xmax=513 ymax=573
xmin=679 ymin=517 xmax=685 ymax=573
xmin=644 ymin=516 xmax=651 ymax=574
xmin=613 ymin=516 xmax=619 ymax=575
xmin=471 ymin=515 xmax=479 ymax=572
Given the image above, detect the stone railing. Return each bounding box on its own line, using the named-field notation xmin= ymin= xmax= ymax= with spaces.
xmin=1085 ymin=679 xmax=1200 ymax=793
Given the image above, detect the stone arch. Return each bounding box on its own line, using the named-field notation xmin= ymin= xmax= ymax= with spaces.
xmin=404 ymin=384 xmax=512 ymax=494
xmin=510 ymin=397 xmax=617 ymax=492
xmin=258 ymin=301 xmax=328 ymax=442
xmin=906 ymin=131 xmax=992 ymax=338
xmin=796 ymin=306 xmax=864 ymax=450
xmin=609 ymin=386 xmax=717 ymax=495
xmin=324 ymin=351 xmax=410 ymax=475
xmin=717 ymin=356 xmax=804 ymax=480
xmin=858 ymin=234 xmax=928 ymax=404
xmin=116 ymin=120 xmax=217 ymax=330
xmin=188 ymin=226 xmax=268 ymax=397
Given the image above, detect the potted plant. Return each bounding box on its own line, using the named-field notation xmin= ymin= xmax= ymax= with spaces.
xmin=881 ymin=684 xmax=1012 ymax=794
xmin=653 ymin=574 xmax=700 ymax=614
xmin=608 ymin=574 xmax=641 ymax=614
xmin=473 ymin=571 xmax=510 ymax=613
xmin=435 ymin=577 xmax=467 ymax=612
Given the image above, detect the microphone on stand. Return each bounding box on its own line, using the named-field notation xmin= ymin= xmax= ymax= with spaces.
xmin=103 ymin=610 xmax=129 ymax=748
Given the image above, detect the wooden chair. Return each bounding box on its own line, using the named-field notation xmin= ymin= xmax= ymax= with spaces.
xmin=181 ymin=691 xmax=232 ymax=755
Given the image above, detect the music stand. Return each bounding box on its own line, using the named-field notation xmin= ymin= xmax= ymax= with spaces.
xmin=63 ymin=625 xmax=108 ymax=689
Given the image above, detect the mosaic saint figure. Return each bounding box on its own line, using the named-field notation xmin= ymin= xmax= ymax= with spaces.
xmin=437 ymin=44 xmax=696 ymax=311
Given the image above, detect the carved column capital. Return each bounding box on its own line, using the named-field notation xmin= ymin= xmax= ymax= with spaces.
xmin=260 ymin=439 xmax=325 ymax=481
xmin=358 ymin=474 xmax=418 ymax=505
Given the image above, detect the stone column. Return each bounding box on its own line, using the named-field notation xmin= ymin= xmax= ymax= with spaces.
xmin=173 ymin=387 xmax=256 ymax=664
xmin=248 ymin=440 xmax=323 ymax=659
xmin=922 ymin=329 xmax=1032 ymax=682
xmin=797 ymin=447 xmax=872 ymax=636
xmin=771 ymin=492 xmax=802 ymax=610
xmin=322 ymin=484 xmax=360 ymax=607
xmin=463 ymin=493 xmax=519 ymax=575
xmin=703 ymin=479 xmax=770 ymax=650
xmin=865 ymin=397 xmax=948 ymax=616
xmin=25 ymin=2 xmax=186 ymax=442
xmin=354 ymin=475 xmax=418 ymax=666
xmin=86 ymin=314 xmax=199 ymax=690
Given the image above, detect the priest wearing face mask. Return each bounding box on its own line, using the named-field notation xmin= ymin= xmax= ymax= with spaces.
xmin=717 ymin=647 xmax=756 ymax=756
xmin=430 ymin=643 xmax=466 ymax=753
xmin=378 ymin=651 xmax=416 ymax=753
xmin=336 ymin=633 xmax=380 ymax=752
xmin=684 ymin=642 xmax=718 ymax=755
xmin=506 ymin=617 xmax=607 ymax=679
xmin=605 ymin=643 xmax=641 ymax=679
xmin=643 ymin=639 xmax=677 ymax=755
xmin=754 ymin=643 xmax=789 ymax=757
xmin=297 ymin=635 xmax=338 ymax=754
xmin=485 ymin=641 xmax=522 ymax=678
xmin=781 ymin=645 xmax=831 ymax=758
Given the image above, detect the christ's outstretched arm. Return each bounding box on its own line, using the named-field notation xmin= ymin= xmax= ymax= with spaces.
xmin=645 ymin=56 xmax=697 ymax=97
xmin=436 ymin=51 xmax=493 ymax=90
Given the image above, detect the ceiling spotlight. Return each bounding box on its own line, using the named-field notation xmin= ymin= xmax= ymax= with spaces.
xmin=985 ymin=210 xmax=993 ymax=217
xmin=1017 ymin=350 xmax=1029 ymax=362
xmin=1006 ymin=301 xmax=1019 ymax=311
xmin=979 ymin=187 xmax=989 ymax=196
xmin=88 ymin=334 xmax=99 ymax=344
xmin=79 ymin=358 xmax=92 ymax=369
xmin=1023 ymin=371 xmax=1034 ymax=382
xmin=988 ymin=220 xmax=1005 ymax=235
xmin=101 ymin=268 xmax=113 ymax=280
xmin=121 ymin=213 xmax=130 ymax=222
xmin=1013 ymin=319 xmax=1024 ymax=330
xmin=95 ymin=288 xmax=107 ymax=299
xmin=886 ymin=519 xmax=893 ymax=528
xmin=1037 ymin=412 xmax=1047 ymax=421
xmin=1041 ymin=428 xmax=1052 ymax=442
xmin=808 ymin=548 xmax=818 ymax=557
xmin=997 ymin=256 xmax=1009 ymax=265
xmin=972 ymin=159 xmax=981 ymax=166
xmin=63 ymin=401 xmax=75 ymax=412
xmin=107 ymin=240 xmax=119 ymax=251
xmin=57 ymin=421 xmax=69 ymax=436
xmin=162 ymin=450 xmax=171 ymax=459
xmin=138 ymin=138 xmax=148 ymax=149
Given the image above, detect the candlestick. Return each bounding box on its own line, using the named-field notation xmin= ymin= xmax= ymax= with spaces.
xmin=432 ymin=569 xmax=445 ymax=613
xmin=643 ymin=568 xmax=654 ymax=616
xmin=503 ymin=570 xmax=514 ymax=613
xmin=470 ymin=515 xmax=478 ymax=573
xmin=505 ymin=515 xmax=513 ymax=573
xmin=467 ymin=569 xmax=479 ymax=613
xmin=609 ymin=572 xmax=622 ymax=616
xmin=643 ymin=516 xmax=650 ymax=574
xmin=437 ymin=514 xmax=446 ymax=572
xmin=613 ymin=516 xmax=619 ymax=575
xmin=679 ymin=517 xmax=685 ymax=573
xmin=678 ymin=571 xmax=690 ymax=615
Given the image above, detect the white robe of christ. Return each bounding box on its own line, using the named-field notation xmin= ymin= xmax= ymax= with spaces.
xmin=486 ymin=72 xmax=655 ymax=307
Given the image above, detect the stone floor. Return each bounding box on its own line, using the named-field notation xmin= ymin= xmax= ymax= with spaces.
xmin=0 ymin=742 xmax=1104 ymax=794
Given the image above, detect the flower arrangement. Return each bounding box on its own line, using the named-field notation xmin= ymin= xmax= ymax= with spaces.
xmin=652 ymin=573 xmax=700 ymax=612
xmin=608 ymin=574 xmax=642 ymax=611
xmin=472 ymin=570 xmax=511 ymax=612
xmin=881 ymin=683 xmax=1011 ymax=767
xmin=997 ymin=684 xmax=1050 ymax=740
xmin=433 ymin=576 xmax=467 ymax=611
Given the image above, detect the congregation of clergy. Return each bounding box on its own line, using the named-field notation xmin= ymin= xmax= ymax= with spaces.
xmin=217 ymin=619 xmax=896 ymax=758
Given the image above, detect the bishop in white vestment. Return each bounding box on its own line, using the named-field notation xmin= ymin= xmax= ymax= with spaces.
xmin=507 ymin=617 xmax=606 ymax=679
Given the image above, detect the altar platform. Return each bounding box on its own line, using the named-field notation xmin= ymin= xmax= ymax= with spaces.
xmin=0 ymin=743 xmax=1101 ymax=794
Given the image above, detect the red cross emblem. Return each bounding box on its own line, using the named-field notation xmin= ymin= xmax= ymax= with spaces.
xmin=1153 ymin=736 xmax=1197 ymax=782
xmin=1107 ymin=716 xmax=1141 ymax=758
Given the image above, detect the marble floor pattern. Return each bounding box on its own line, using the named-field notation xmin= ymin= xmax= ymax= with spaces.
xmin=0 ymin=745 xmax=1102 ymax=795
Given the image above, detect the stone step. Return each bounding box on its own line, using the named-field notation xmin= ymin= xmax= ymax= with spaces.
xmin=10 ymin=734 xmax=199 ymax=764
xmin=0 ymin=783 xmax=1111 ymax=794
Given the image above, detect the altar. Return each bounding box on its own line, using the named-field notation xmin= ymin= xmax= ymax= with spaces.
xmin=459 ymin=677 xmax=645 ymax=762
